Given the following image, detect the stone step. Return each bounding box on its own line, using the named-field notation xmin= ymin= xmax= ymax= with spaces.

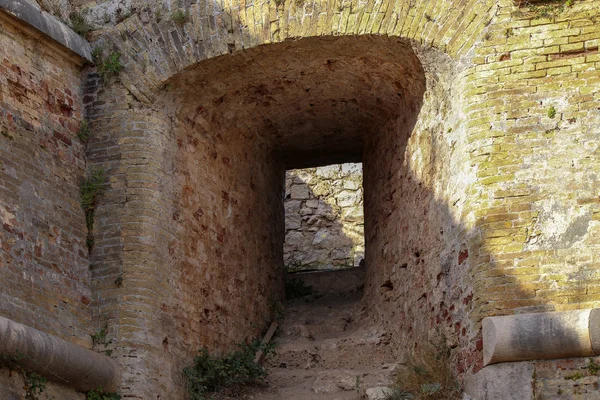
xmin=252 ymin=367 xmax=397 ymax=400
xmin=268 ymin=327 xmax=396 ymax=370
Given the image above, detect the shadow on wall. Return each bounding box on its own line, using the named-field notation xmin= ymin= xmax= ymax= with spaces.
xmin=81 ymin=10 xmax=600 ymax=397
xmin=284 ymin=164 xmax=364 ymax=272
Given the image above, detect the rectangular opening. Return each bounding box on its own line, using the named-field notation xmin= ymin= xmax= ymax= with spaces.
xmin=283 ymin=163 xmax=364 ymax=275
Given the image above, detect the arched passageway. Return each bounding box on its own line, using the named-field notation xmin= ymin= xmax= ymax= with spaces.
xmin=90 ymin=35 xmax=473 ymax=398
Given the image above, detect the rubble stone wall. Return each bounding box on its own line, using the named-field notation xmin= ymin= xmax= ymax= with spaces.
xmin=284 ymin=164 xmax=364 ymax=271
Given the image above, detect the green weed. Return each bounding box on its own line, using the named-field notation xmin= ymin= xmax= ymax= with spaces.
xmin=184 ymin=341 xmax=272 ymax=399
xmin=1 ymin=353 xmax=47 ymax=400
xmin=98 ymin=52 xmax=123 ymax=80
xmin=81 ymin=169 xmax=105 ymax=250
xmin=565 ymin=372 xmax=583 ymax=380
xmin=70 ymin=12 xmax=91 ymax=36
xmin=86 ymin=388 xmax=121 ymax=400
xmin=78 ymin=120 xmax=91 ymax=143
xmin=91 ymin=323 xmax=109 ymax=345
xmin=172 ymin=9 xmax=189 ymax=25
xmin=587 ymin=358 xmax=600 ymax=374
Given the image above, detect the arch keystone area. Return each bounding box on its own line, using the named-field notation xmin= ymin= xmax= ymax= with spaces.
xmin=93 ymin=0 xmax=497 ymax=105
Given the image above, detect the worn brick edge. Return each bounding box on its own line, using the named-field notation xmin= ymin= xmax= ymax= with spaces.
xmin=0 ymin=0 xmax=92 ymax=62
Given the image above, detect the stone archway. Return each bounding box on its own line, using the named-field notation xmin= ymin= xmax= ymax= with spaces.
xmin=87 ymin=32 xmax=477 ymax=397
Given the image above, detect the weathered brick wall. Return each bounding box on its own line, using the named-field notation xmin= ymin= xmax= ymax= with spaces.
xmin=0 ymin=8 xmax=90 ymax=399
xmin=459 ymin=0 xmax=600 ymax=394
xmin=0 ymin=11 xmax=91 ymax=346
xmin=464 ymin=0 xmax=600 ymax=318
xmin=1 ymin=0 xmax=597 ymax=397
xmin=87 ymin=76 xmax=285 ymax=398
xmin=284 ymin=164 xmax=364 ymax=271
xmin=363 ymin=45 xmax=479 ymax=373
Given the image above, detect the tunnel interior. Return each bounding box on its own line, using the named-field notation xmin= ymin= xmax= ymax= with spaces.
xmin=154 ymin=35 xmax=470 ymax=378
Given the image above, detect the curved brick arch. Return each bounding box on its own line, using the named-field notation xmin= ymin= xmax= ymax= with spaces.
xmin=94 ymin=0 xmax=497 ymax=104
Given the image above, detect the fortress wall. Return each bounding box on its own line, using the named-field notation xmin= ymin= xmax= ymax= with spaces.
xmin=1 ymin=0 xmax=599 ymax=397
xmin=164 ymin=118 xmax=285 ymax=384
xmin=460 ymin=1 xmax=600 ymax=393
xmin=0 ymin=6 xmax=92 ymax=398
xmin=0 ymin=9 xmax=91 ymax=347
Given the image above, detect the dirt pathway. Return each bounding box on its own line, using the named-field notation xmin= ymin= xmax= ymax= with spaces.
xmin=249 ymin=288 xmax=398 ymax=400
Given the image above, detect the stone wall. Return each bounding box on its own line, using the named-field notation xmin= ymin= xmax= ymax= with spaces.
xmin=86 ymin=64 xmax=286 ymax=399
xmin=2 ymin=0 xmax=600 ymax=398
xmin=284 ymin=163 xmax=364 ymax=271
xmin=0 ymin=6 xmax=90 ymax=349
xmin=0 ymin=6 xmax=90 ymax=398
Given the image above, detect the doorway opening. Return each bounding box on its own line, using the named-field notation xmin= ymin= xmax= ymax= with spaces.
xmin=284 ymin=162 xmax=365 ymax=299
xmin=284 ymin=162 xmax=364 ymax=273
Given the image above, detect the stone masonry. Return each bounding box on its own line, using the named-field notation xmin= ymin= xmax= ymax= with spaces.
xmin=1 ymin=0 xmax=600 ymax=399
xmin=284 ymin=163 xmax=364 ymax=271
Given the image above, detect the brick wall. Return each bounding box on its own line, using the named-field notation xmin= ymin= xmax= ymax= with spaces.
xmin=0 ymin=8 xmax=90 ymax=399
xmin=87 ymin=77 xmax=285 ymax=398
xmin=363 ymin=45 xmax=479 ymax=373
xmin=0 ymin=11 xmax=91 ymax=347
xmin=0 ymin=0 xmax=596 ymax=397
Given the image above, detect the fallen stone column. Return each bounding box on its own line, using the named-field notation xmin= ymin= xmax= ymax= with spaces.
xmin=483 ymin=309 xmax=600 ymax=366
xmin=0 ymin=316 xmax=120 ymax=392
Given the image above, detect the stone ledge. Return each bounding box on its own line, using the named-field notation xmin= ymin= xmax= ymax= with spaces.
xmin=483 ymin=309 xmax=600 ymax=366
xmin=0 ymin=316 xmax=119 ymax=392
xmin=0 ymin=0 xmax=92 ymax=62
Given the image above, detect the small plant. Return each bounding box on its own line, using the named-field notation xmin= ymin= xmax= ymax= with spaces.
xmin=171 ymin=9 xmax=189 ymax=25
xmin=70 ymin=11 xmax=91 ymax=36
xmin=91 ymin=47 xmax=103 ymax=64
xmin=516 ymin=0 xmax=575 ymax=19
xmin=86 ymin=388 xmax=121 ymax=400
xmin=81 ymin=169 xmax=105 ymax=250
xmin=114 ymin=275 xmax=123 ymax=287
xmin=22 ymin=372 xmax=47 ymax=400
xmin=91 ymin=323 xmax=109 ymax=345
xmin=184 ymin=341 xmax=272 ymax=399
xmin=78 ymin=120 xmax=91 ymax=143
xmin=388 ymin=334 xmax=460 ymax=399
xmin=564 ymin=372 xmax=583 ymax=380
xmin=586 ymin=358 xmax=600 ymax=374
xmin=285 ymin=277 xmax=313 ymax=299
xmin=547 ymin=106 xmax=557 ymax=119
xmin=98 ymin=52 xmax=123 ymax=80
xmin=1 ymin=353 xmax=47 ymax=400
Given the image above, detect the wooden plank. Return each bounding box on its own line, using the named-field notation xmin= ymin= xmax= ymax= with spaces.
xmin=253 ymin=322 xmax=278 ymax=364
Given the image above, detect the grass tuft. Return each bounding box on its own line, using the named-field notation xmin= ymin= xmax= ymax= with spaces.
xmin=388 ymin=335 xmax=460 ymax=399
xmin=184 ymin=341 xmax=272 ymax=399
xmin=81 ymin=169 xmax=105 ymax=251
